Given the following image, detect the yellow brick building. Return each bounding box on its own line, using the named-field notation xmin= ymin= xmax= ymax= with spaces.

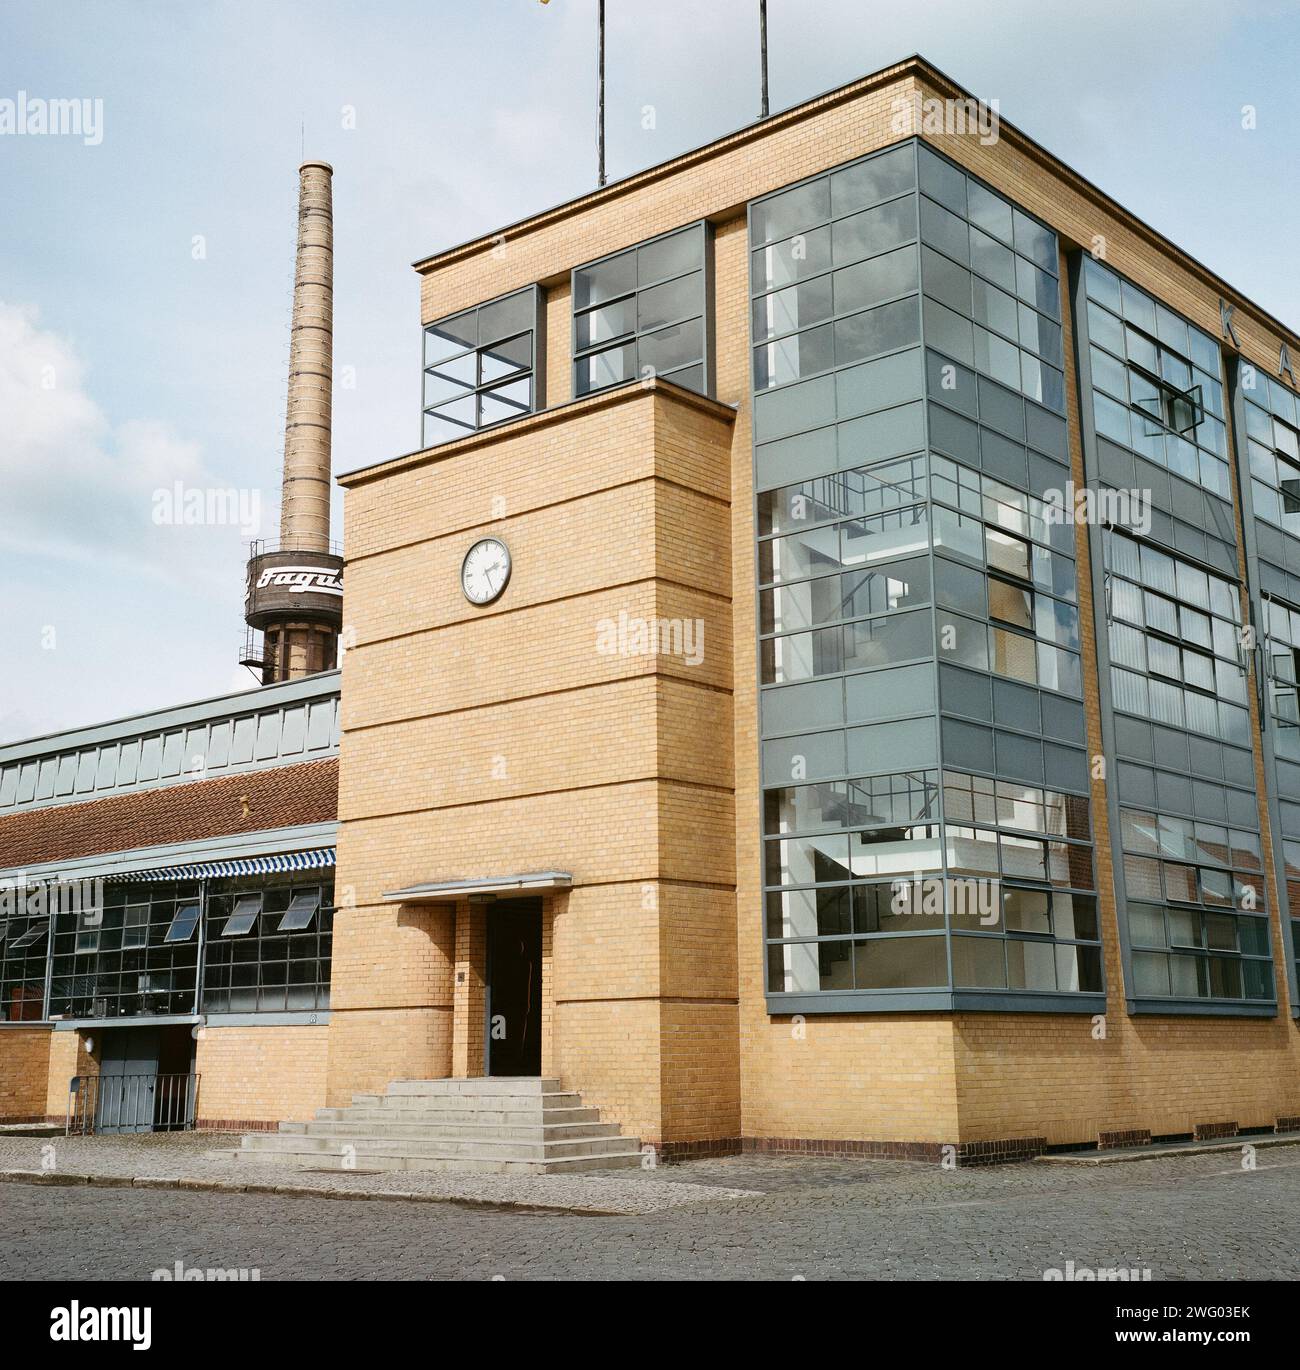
xmin=329 ymin=54 xmax=1300 ymax=1160
xmin=7 ymin=56 xmax=1300 ymax=1162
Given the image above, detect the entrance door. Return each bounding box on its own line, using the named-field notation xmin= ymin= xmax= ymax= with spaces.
xmin=94 ymin=1027 xmax=160 ymax=1134
xmin=485 ymin=899 xmax=542 ymax=1077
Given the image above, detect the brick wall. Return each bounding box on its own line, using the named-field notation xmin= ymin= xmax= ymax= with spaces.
xmin=0 ymin=1029 xmax=54 ymax=1122
xmin=196 ymin=1025 xmax=329 ymax=1126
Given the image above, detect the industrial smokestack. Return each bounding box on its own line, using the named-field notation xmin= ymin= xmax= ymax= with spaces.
xmin=241 ymin=160 xmax=344 ymax=685
xmin=281 ymin=161 xmax=334 ymax=552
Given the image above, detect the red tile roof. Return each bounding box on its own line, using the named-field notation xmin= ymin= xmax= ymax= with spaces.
xmin=0 ymin=758 xmax=338 ymax=869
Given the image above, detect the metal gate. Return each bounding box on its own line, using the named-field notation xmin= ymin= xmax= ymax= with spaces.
xmin=66 ymin=1073 xmax=200 ymax=1136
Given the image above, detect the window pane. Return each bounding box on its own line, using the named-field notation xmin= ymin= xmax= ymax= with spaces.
xmin=574 ymin=250 xmax=636 ymax=308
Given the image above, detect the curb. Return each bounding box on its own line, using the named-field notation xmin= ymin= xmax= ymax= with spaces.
xmin=0 ymin=1168 xmax=628 ymax=1216
xmin=1035 ymin=1132 xmax=1300 ymax=1166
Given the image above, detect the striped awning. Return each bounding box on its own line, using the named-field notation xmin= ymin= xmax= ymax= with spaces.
xmin=106 ymin=848 xmax=335 ymax=883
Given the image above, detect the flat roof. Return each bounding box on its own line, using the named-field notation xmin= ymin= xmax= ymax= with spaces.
xmin=411 ymin=52 xmax=1299 ymax=352
xmin=0 ymin=669 xmax=341 ymax=764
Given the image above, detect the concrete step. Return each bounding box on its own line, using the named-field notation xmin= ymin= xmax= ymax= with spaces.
xmin=349 ymin=1091 xmax=584 ymax=1112
xmin=297 ymin=1119 xmax=622 ymax=1143
xmin=313 ymin=1105 xmax=601 ymax=1126
xmin=237 ymin=1077 xmax=638 ymax=1177
xmin=229 ymin=1144 xmax=644 ymax=1175
xmin=385 ymin=1078 xmax=563 ymax=1097
xmin=241 ymin=1132 xmax=634 ymax=1161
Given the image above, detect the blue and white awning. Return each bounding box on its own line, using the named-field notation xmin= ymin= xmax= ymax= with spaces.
xmin=107 ymin=848 xmax=335 ymax=883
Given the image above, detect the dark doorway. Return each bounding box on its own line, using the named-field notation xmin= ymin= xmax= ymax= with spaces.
xmin=485 ymin=899 xmax=542 ymax=1077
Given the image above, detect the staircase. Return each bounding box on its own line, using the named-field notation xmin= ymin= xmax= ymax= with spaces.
xmin=222 ymin=1078 xmax=644 ymax=1175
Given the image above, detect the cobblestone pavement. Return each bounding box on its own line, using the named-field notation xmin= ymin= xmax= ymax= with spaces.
xmin=0 ymin=1133 xmax=757 ymax=1214
xmin=3 ymin=1142 xmax=1299 ymax=1280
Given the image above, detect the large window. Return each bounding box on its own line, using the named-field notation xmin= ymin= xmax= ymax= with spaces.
xmin=0 ymin=896 xmax=50 ymax=1022
xmin=1282 ymin=840 xmax=1300 ymax=1004
xmin=762 ymin=768 xmax=1100 ymax=995
xmin=202 ymin=876 xmax=332 ymax=1014
xmin=915 ymin=144 xmax=1065 ymax=412
xmin=931 ymin=455 xmax=1082 ymax=697
xmin=1263 ymin=596 xmax=1300 ymax=760
xmin=1103 ymin=529 xmax=1248 ymax=744
xmin=1243 ymin=380 xmax=1300 ymax=534
xmin=49 ymin=882 xmax=202 ymax=1020
xmin=751 ymin=143 xmax=1093 ymax=1007
xmin=1121 ymin=808 xmax=1274 ymax=1004
xmin=758 ymin=456 xmax=931 ymax=685
xmin=1082 ymin=257 xmax=1229 ymax=499
xmin=751 ymin=143 xmax=919 ymax=394
xmin=39 ymin=873 xmax=335 ymax=1021
xmin=422 ymin=287 xmax=542 ymax=448
xmin=572 ymin=223 xmax=709 ymax=397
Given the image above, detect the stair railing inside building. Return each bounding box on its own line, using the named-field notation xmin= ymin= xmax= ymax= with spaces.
xmin=66 ymin=1073 xmax=200 ymax=1137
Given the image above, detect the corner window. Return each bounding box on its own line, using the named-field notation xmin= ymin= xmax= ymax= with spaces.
xmin=422 ymin=286 xmax=542 ymax=448
xmin=572 ymin=223 xmax=709 ymax=397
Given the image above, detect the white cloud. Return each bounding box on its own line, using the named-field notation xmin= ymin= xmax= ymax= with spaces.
xmin=0 ymin=300 xmax=260 ymax=586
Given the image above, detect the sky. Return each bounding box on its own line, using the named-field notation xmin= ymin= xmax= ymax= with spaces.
xmin=1 ymin=0 xmax=1298 ymax=744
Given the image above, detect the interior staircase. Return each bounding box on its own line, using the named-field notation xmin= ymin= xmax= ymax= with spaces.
xmin=217 ymin=1078 xmax=644 ymax=1175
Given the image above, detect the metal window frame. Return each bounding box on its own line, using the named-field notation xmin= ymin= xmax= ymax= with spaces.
xmin=421 ymin=285 xmax=545 ymax=448
xmin=220 ymin=892 xmax=264 ymax=938
xmin=1228 ymin=356 xmax=1300 ymax=1017
xmin=1070 ymin=255 xmax=1279 ymax=1019
xmin=751 ymin=142 xmax=1100 ymax=1013
xmin=276 ymin=887 xmax=322 ymax=933
xmin=162 ymin=901 xmax=201 ymax=945
xmin=570 ymin=220 xmax=713 ymax=399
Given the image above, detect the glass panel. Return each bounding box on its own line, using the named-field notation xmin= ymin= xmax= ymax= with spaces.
xmin=576 ymin=297 xmax=635 ymax=349
xmin=574 ymin=250 xmax=636 ymax=309
xmin=278 ymin=890 xmax=322 ymax=933
xmin=752 ymin=277 xmax=834 ymax=342
xmin=638 ymin=227 xmax=702 ymax=285
xmin=221 ymin=895 xmax=263 ymax=938
xmin=638 ymin=272 xmax=700 ymax=332
xmin=164 ymin=903 xmax=200 ymax=944
xmin=830 ymin=145 xmax=916 ymax=215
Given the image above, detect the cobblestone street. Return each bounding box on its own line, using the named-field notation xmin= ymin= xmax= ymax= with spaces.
xmin=4 ymin=1147 xmax=1299 ymax=1281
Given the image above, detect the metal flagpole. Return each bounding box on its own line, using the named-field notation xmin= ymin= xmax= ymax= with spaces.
xmin=759 ymin=0 xmax=769 ymax=119
xmin=597 ymin=0 xmax=606 ymax=186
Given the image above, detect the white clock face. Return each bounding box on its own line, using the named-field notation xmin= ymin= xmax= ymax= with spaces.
xmin=461 ymin=537 xmax=511 ymax=605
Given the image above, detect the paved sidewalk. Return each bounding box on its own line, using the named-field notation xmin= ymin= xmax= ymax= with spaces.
xmin=0 ymin=1133 xmax=759 ymax=1215
xmin=5 ymin=1142 xmax=1300 ymax=1280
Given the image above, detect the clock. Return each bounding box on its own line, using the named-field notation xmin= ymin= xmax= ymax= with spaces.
xmin=460 ymin=537 xmax=512 ymax=605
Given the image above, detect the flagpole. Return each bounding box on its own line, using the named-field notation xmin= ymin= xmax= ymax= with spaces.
xmin=759 ymin=0 xmax=769 ymax=119
xmin=597 ymin=0 xmax=606 ymax=186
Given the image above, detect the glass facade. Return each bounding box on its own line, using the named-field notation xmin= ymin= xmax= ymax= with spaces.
xmin=422 ymin=286 xmax=542 ymax=448
xmin=1236 ymin=360 xmax=1300 ymax=1014
xmin=1074 ymin=255 xmax=1274 ymax=1012
xmin=572 ymin=223 xmax=709 ymax=397
xmin=753 ymin=140 xmax=1099 ymax=1009
xmin=1082 ymin=258 xmax=1229 ymax=499
xmin=0 ymin=903 xmax=50 ymax=1021
xmin=1120 ymin=810 xmax=1272 ymax=1002
xmin=1 ymin=872 xmax=334 ymax=1023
